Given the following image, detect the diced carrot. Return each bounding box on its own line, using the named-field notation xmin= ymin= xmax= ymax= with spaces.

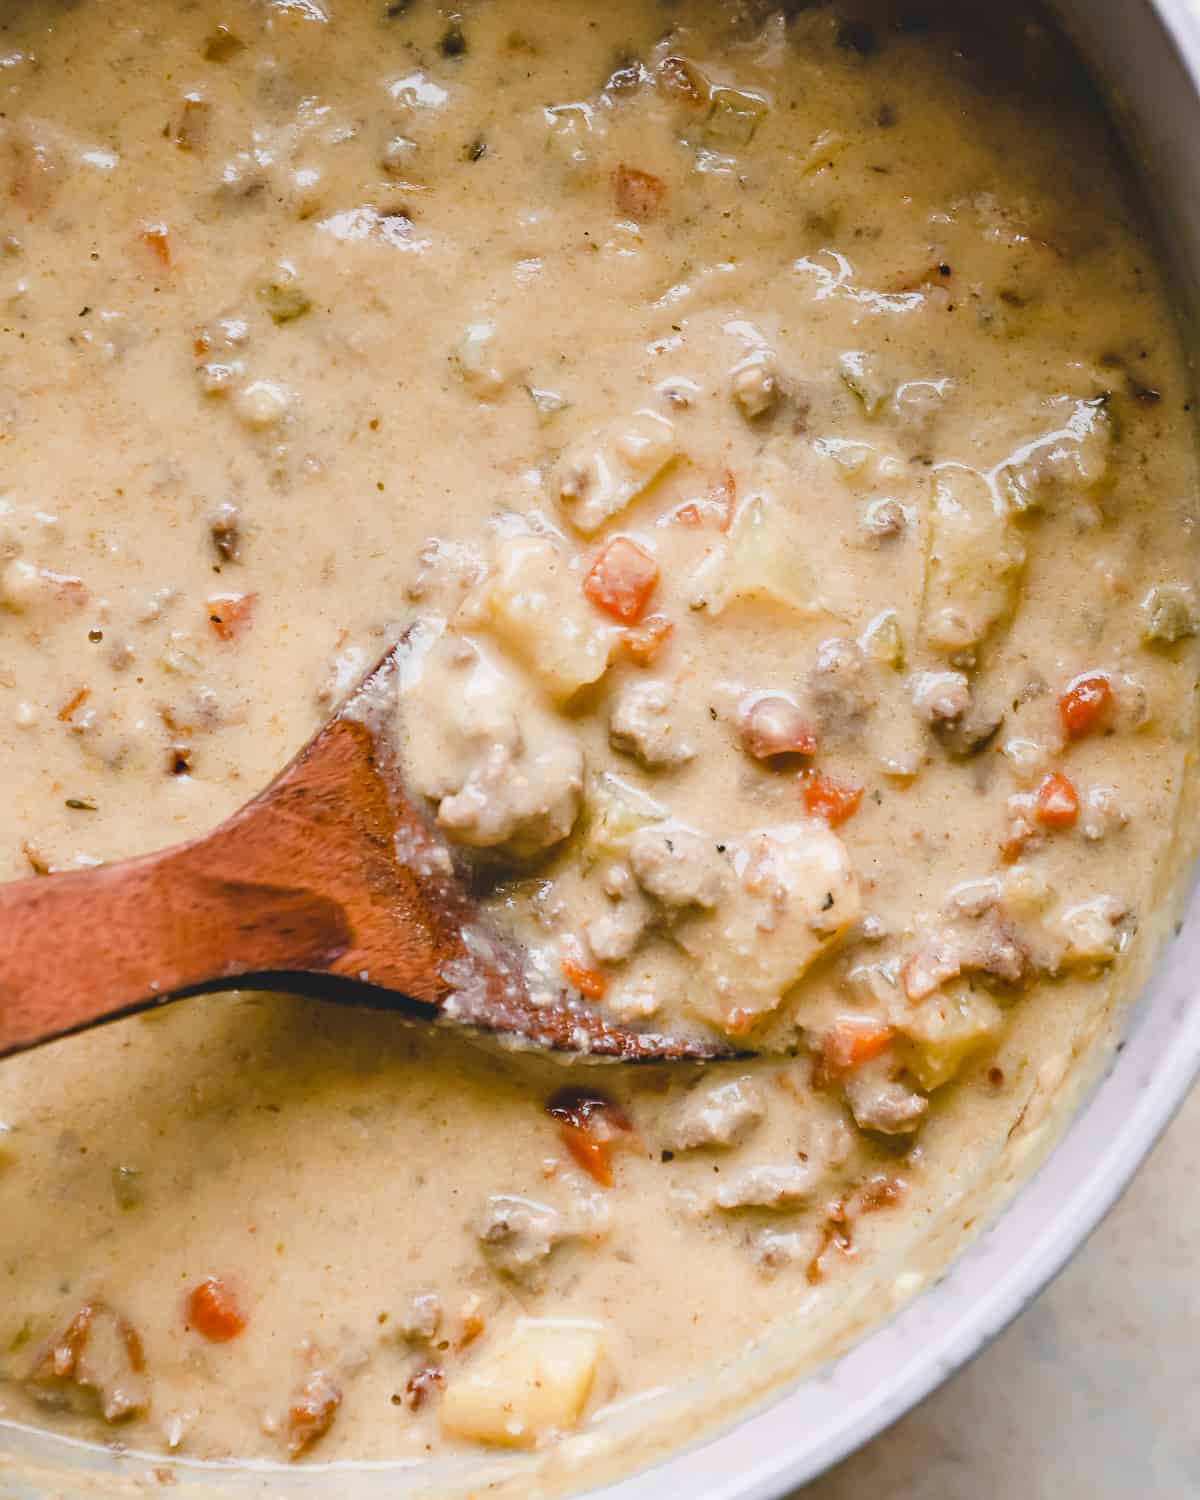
xmin=1035 ymin=771 xmax=1079 ymax=829
xmin=583 ymin=537 xmax=659 ymax=624
xmin=614 ymin=164 xmax=666 ymax=221
xmin=561 ymin=946 xmax=608 ymax=1000
xmin=999 ymin=829 xmax=1030 ymax=863
xmin=546 ymin=1086 xmax=632 ymax=1188
xmin=619 ymin=612 xmax=674 ymax=666
xmin=556 ymin=1122 xmax=612 ymax=1185
xmin=186 ymin=1277 xmax=246 ymax=1343
xmin=800 ymin=768 xmax=863 ymax=827
xmin=140 ymin=223 xmax=171 ymax=267
xmin=1059 ymin=672 xmax=1112 ymax=739
xmin=207 ymin=591 xmax=256 ymax=641
xmin=823 ymin=1019 xmax=895 ymax=1073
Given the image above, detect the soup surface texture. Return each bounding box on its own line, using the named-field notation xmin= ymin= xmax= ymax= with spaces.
xmin=0 ymin=0 xmax=1197 ymax=1480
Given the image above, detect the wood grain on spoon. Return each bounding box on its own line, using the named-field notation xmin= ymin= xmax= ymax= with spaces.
xmin=0 ymin=647 xmax=726 ymax=1063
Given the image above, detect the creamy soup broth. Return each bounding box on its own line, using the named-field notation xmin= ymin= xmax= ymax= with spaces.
xmin=0 ymin=0 xmax=1197 ymax=1475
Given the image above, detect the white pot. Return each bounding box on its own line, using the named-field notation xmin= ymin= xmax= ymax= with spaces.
xmin=3 ymin=4 xmax=1199 ymax=1496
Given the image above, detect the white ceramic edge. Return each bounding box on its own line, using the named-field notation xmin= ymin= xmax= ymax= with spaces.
xmin=3 ymin=5 xmax=1199 ymax=1498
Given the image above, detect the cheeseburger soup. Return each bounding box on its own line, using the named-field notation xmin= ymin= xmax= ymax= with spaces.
xmin=0 ymin=0 xmax=1197 ymax=1476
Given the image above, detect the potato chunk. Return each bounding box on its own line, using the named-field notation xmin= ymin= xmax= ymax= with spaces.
xmin=465 ymin=535 xmax=616 ymax=699
xmin=921 ymin=467 xmax=1024 ymax=656
xmin=896 ymin=986 xmax=1003 ymax=1090
xmin=441 ymin=1320 xmax=603 ymax=1448
xmin=680 ymin=822 xmax=860 ymax=1031
xmin=693 ymin=494 xmax=825 ymax=618
xmin=555 ymin=411 xmax=676 ymax=535
xmin=582 ymin=771 xmax=667 ymax=866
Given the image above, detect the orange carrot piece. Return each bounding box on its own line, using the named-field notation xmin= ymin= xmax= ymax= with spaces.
xmin=619 ymin=613 xmax=674 ymax=666
xmin=140 ymin=223 xmax=171 ymax=267
xmin=186 ymin=1277 xmax=246 ymax=1343
xmin=583 ymin=537 xmax=659 ymax=624
xmin=1059 ymin=672 xmax=1112 ymax=739
xmin=546 ymin=1086 xmax=633 ymax=1188
xmin=561 ymin=944 xmax=608 ymax=1000
xmin=823 ymin=1019 xmax=895 ymax=1073
xmin=207 ymin=591 xmax=257 ymax=642
xmin=800 ymin=769 xmax=863 ymax=827
xmin=1035 ymin=771 xmax=1079 ymax=829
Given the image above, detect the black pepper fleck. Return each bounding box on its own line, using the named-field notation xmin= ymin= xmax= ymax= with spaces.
xmin=438 ymin=22 xmax=466 ymax=57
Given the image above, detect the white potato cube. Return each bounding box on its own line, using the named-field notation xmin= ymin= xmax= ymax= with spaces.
xmin=555 ymin=411 xmax=676 ymax=535
xmin=896 ymin=986 xmax=1003 ymax=1091
xmin=582 ymin=771 xmax=667 ymax=867
xmin=441 ymin=1320 xmax=603 ymax=1448
xmin=466 ymin=535 xmax=616 ymax=699
xmin=693 ymin=494 xmax=824 ymax=618
xmin=1054 ymin=895 xmax=1128 ymax=966
xmin=680 ymin=822 xmax=860 ymax=1032
xmin=921 ymin=467 xmax=1024 ymax=655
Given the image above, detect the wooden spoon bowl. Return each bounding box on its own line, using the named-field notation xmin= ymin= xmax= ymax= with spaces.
xmin=0 ymin=647 xmax=725 ymax=1063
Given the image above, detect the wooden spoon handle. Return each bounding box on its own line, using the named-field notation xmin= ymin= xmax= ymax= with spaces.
xmin=0 ymin=711 xmax=462 ymax=1060
xmin=0 ymin=832 xmax=358 ymax=1058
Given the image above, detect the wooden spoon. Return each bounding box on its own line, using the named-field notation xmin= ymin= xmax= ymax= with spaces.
xmin=0 ymin=646 xmax=724 ymax=1063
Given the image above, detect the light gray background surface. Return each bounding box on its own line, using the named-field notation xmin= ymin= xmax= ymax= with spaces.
xmin=801 ymin=1087 xmax=1200 ymax=1498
